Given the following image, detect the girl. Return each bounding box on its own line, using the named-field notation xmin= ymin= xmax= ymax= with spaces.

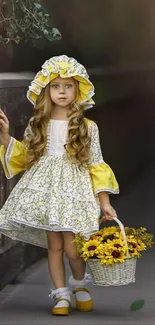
xmin=0 ymin=55 xmax=119 ymax=316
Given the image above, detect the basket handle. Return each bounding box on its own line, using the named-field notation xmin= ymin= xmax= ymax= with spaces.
xmin=100 ymin=216 xmax=129 ymax=257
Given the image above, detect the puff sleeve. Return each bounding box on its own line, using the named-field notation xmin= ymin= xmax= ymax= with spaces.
xmin=0 ymin=119 xmax=34 ymax=179
xmin=88 ymin=121 xmax=119 ymax=195
xmin=0 ymin=137 xmax=27 ymax=179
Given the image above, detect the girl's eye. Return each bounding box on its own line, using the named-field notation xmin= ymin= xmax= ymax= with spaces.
xmin=51 ymin=84 xmax=59 ymax=88
xmin=66 ymin=84 xmax=73 ymax=88
xmin=51 ymin=83 xmax=73 ymax=89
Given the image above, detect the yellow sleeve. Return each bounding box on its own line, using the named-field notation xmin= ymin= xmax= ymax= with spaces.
xmin=88 ymin=121 xmax=119 ymax=195
xmin=89 ymin=163 xmax=119 ymax=194
xmin=0 ymin=137 xmax=27 ymax=179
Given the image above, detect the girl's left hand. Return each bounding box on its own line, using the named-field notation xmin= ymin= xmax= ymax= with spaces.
xmin=101 ymin=203 xmax=117 ymax=221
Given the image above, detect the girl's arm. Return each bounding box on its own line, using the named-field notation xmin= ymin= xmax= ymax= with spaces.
xmin=98 ymin=191 xmax=117 ymax=220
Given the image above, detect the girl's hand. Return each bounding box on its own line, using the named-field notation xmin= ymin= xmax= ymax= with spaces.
xmin=101 ymin=203 xmax=117 ymax=222
xmin=0 ymin=108 xmax=10 ymax=136
xmin=0 ymin=108 xmax=10 ymax=147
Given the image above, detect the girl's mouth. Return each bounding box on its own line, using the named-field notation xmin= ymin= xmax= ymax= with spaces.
xmin=58 ymin=97 xmax=67 ymax=101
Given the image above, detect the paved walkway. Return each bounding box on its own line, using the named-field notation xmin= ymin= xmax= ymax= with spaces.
xmin=0 ymin=248 xmax=155 ymax=325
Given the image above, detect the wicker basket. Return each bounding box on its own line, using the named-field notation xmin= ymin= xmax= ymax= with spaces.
xmin=87 ymin=217 xmax=137 ymax=286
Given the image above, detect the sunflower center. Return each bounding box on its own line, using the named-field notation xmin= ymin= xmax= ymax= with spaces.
xmin=112 ymin=251 xmax=121 ymax=258
xmin=130 ymin=243 xmax=137 ymax=248
xmin=102 ymin=235 xmax=115 ymax=242
xmin=88 ymin=245 xmax=96 ymax=251
xmin=114 ymin=244 xmax=122 ymax=248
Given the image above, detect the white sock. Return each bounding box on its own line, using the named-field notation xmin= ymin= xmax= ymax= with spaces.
xmin=69 ymin=275 xmax=92 ymax=302
xmin=75 ymin=290 xmax=91 ymax=302
xmin=49 ymin=287 xmax=71 ymax=308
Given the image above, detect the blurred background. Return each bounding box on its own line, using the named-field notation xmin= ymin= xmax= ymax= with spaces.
xmin=0 ymin=0 xmax=155 ymax=287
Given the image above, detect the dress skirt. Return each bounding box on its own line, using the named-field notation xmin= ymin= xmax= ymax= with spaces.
xmin=0 ymin=154 xmax=101 ymax=248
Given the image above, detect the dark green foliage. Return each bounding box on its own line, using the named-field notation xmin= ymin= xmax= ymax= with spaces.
xmin=0 ymin=0 xmax=61 ymax=45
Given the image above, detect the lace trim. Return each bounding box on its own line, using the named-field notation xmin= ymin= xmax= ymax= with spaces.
xmin=2 ymin=137 xmax=15 ymax=179
xmin=46 ymin=120 xmax=51 ymax=152
xmin=95 ymin=188 xmax=119 ymax=195
xmin=49 ymin=287 xmax=71 ymax=300
xmin=9 ymin=186 xmax=95 ymax=201
xmin=68 ymin=272 xmax=92 ymax=288
xmin=6 ymin=217 xmax=99 ymax=235
xmin=1 ymin=152 xmax=8 ymax=177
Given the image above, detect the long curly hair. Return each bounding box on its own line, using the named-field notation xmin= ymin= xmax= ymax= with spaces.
xmin=23 ymin=82 xmax=91 ymax=169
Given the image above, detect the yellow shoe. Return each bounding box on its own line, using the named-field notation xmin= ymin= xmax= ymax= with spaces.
xmin=49 ymin=287 xmax=71 ymax=316
xmin=73 ymin=287 xmax=93 ymax=312
xmin=51 ymin=298 xmax=71 ymax=316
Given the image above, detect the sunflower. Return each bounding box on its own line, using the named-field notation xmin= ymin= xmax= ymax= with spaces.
xmin=100 ymin=251 xmax=126 ymax=265
xmin=90 ymin=230 xmax=104 ymax=241
xmin=128 ymin=250 xmax=141 ymax=258
xmin=74 ymin=225 xmax=153 ymax=265
xmin=81 ymin=239 xmax=101 ymax=261
xmin=100 ymin=226 xmax=119 ymax=242
xmin=127 ymin=236 xmax=146 ymax=257
xmin=101 ymin=226 xmax=119 ymax=236
xmin=136 ymin=239 xmax=146 ymax=251
xmin=97 ymin=242 xmax=126 ymax=265
xmin=112 ymin=238 xmax=128 ymax=252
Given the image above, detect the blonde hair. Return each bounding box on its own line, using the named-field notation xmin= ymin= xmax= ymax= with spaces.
xmin=66 ymin=103 xmax=91 ymax=168
xmin=24 ymin=82 xmax=91 ymax=169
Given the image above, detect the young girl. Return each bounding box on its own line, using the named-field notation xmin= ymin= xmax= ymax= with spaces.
xmin=0 ymin=55 xmax=119 ymax=316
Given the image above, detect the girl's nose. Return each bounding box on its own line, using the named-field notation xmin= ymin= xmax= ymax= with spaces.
xmin=59 ymin=85 xmax=65 ymax=94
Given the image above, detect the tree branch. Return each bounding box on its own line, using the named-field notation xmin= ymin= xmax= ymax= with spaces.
xmin=0 ymin=17 xmax=11 ymax=24
xmin=23 ymin=5 xmax=39 ymax=24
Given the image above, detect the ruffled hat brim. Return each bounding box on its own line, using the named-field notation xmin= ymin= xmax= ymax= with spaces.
xmin=26 ymin=55 xmax=95 ymax=110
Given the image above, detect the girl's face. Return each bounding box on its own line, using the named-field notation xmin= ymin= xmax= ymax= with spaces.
xmin=49 ymin=76 xmax=77 ymax=108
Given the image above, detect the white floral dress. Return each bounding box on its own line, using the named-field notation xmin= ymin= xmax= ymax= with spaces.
xmin=0 ymin=119 xmax=119 ymax=248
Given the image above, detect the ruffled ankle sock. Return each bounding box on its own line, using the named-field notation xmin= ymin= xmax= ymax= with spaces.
xmin=49 ymin=287 xmax=71 ymax=308
xmin=69 ymin=273 xmax=92 ymax=302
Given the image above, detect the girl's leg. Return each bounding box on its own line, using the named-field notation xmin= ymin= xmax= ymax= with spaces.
xmin=63 ymin=231 xmax=93 ymax=312
xmin=62 ymin=231 xmax=85 ymax=279
xmin=46 ymin=231 xmax=65 ymax=287
xmin=46 ymin=231 xmax=71 ymax=315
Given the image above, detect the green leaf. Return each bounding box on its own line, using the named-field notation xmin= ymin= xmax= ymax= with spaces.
xmin=29 ymin=30 xmax=40 ymax=39
xmin=34 ymin=3 xmax=42 ymax=9
xmin=51 ymin=28 xmax=62 ymax=39
xmin=130 ymin=299 xmax=145 ymax=311
xmin=37 ymin=11 xmax=44 ymax=17
xmin=14 ymin=36 xmax=21 ymax=44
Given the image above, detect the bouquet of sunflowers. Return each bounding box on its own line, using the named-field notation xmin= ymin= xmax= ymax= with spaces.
xmin=75 ymin=218 xmax=153 ymax=286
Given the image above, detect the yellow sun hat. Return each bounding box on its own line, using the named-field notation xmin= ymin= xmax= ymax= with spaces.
xmin=26 ymin=55 xmax=95 ymax=110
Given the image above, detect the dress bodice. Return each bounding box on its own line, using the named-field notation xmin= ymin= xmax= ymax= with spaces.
xmin=46 ymin=120 xmax=68 ymax=156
